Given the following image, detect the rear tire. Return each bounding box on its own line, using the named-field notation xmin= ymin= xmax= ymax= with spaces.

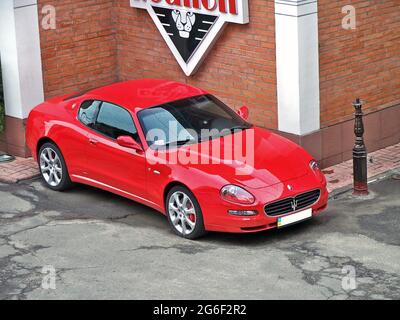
xmin=166 ymin=186 xmax=207 ymax=240
xmin=38 ymin=142 xmax=72 ymax=191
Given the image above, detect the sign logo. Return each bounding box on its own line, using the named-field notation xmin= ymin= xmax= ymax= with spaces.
xmin=130 ymin=0 xmax=249 ymax=76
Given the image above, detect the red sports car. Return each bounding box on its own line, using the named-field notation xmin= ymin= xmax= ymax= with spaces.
xmin=26 ymin=79 xmax=328 ymax=239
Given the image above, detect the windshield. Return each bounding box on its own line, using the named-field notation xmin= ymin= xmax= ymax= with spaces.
xmin=138 ymin=95 xmax=252 ymax=148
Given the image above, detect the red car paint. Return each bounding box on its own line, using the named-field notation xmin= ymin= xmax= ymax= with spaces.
xmin=26 ymin=79 xmax=328 ymax=233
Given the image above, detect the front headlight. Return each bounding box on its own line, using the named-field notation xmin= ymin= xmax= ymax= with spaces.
xmin=310 ymin=160 xmax=320 ymax=171
xmin=220 ymin=185 xmax=255 ymax=205
xmin=310 ymin=159 xmax=326 ymax=184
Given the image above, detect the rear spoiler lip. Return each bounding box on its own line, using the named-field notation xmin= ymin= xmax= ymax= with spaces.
xmin=46 ymin=88 xmax=95 ymax=104
xmin=46 ymin=93 xmax=75 ymax=104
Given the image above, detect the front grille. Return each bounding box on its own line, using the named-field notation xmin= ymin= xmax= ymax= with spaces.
xmin=264 ymin=189 xmax=321 ymax=217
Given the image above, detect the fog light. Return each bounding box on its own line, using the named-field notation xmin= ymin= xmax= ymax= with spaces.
xmin=228 ymin=210 xmax=258 ymax=216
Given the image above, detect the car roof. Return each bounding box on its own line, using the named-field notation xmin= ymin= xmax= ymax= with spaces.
xmin=85 ymin=79 xmax=207 ymax=111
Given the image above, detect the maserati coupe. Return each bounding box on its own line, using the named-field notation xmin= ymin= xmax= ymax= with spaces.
xmin=26 ymin=79 xmax=328 ymax=239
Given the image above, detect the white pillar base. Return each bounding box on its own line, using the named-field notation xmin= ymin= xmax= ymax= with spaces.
xmin=0 ymin=0 xmax=44 ymax=119
xmin=275 ymin=0 xmax=320 ymax=135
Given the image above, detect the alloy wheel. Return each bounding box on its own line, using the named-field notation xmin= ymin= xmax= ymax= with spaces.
xmin=40 ymin=147 xmax=63 ymax=187
xmin=168 ymin=191 xmax=197 ymax=236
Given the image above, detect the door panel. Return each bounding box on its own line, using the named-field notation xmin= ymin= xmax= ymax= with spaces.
xmin=83 ymin=101 xmax=147 ymax=198
xmin=86 ymin=131 xmax=147 ymax=198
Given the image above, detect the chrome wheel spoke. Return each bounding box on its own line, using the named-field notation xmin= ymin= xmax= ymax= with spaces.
xmin=181 ymin=219 xmax=188 ymax=234
xmin=54 ymin=172 xmax=61 ymax=184
xmin=49 ymin=171 xmax=55 ymax=184
xmin=172 ymin=216 xmax=181 ymax=226
xmin=41 ymin=152 xmax=50 ymax=164
xmin=173 ymin=193 xmax=182 ymax=207
xmin=185 ymin=217 xmax=195 ymax=229
xmin=41 ymin=163 xmax=50 ymax=173
xmin=182 ymin=195 xmax=189 ymax=209
xmin=47 ymin=149 xmax=53 ymax=162
xmin=170 ymin=203 xmax=179 ymax=213
xmin=184 ymin=208 xmax=195 ymax=215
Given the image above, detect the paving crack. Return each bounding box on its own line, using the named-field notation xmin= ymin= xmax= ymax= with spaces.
xmin=283 ymin=241 xmax=400 ymax=300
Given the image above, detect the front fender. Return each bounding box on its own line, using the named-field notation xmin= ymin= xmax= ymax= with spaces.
xmin=146 ymin=161 xmax=229 ymax=215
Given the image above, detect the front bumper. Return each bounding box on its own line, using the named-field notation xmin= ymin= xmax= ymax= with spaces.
xmin=200 ymin=172 xmax=329 ymax=233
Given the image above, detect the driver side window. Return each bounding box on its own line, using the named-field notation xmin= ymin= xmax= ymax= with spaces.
xmin=78 ymin=100 xmax=140 ymax=143
xmin=94 ymin=102 xmax=140 ymax=142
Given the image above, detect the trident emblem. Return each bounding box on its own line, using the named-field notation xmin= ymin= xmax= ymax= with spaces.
xmin=291 ymin=199 xmax=298 ymax=211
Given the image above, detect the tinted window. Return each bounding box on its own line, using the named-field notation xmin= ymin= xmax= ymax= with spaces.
xmin=78 ymin=100 xmax=100 ymax=127
xmin=95 ymin=102 xmax=139 ymax=141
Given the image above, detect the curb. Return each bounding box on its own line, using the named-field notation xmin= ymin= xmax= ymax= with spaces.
xmin=0 ymin=172 xmax=40 ymax=184
xmin=329 ymin=166 xmax=400 ymax=200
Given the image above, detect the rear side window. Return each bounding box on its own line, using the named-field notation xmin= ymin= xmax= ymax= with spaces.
xmin=95 ymin=102 xmax=139 ymax=141
xmin=78 ymin=100 xmax=101 ymax=127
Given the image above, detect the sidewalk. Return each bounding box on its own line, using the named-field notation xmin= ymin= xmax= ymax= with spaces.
xmin=323 ymin=142 xmax=400 ymax=193
xmin=0 ymin=157 xmax=39 ymax=183
xmin=0 ymin=142 xmax=399 ymax=190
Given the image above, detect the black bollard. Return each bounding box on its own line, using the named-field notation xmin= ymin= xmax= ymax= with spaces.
xmin=353 ymin=98 xmax=369 ymax=196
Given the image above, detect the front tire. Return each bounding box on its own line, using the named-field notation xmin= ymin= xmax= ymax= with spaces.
xmin=38 ymin=142 xmax=72 ymax=191
xmin=166 ymin=186 xmax=206 ymax=240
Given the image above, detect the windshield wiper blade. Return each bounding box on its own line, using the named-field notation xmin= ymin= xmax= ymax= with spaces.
xmin=163 ymin=139 xmax=194 ymax=147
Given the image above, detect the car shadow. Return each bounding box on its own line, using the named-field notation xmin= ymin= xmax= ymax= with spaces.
xmin=48 ymin=182 xmax=168 ymax=226
xmin=45 ymin=181 xmax=328 ymax=247
xmin=202 ymin=220 xmax=320 ymax=247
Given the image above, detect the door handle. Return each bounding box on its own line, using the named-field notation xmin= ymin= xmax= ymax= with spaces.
xmin=89 ymin=138 xmax=98 ymax=145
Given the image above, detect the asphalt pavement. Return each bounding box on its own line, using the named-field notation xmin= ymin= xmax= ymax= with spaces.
xmin=0 ymin=172 xmax=399 ymax=299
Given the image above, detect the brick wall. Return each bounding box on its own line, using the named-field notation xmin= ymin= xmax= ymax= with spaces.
xmin=38 ymin=0 xmax=277 ymax=129
xmin=38 ymin=0 xmax=118 ymax=99
xmin=319 ymin=0 xmax=400 ymax=127
xmin=38 ymin=1 xmax=399 ymax=133
xmin=115 ymin=0 xmax=277 ymax=129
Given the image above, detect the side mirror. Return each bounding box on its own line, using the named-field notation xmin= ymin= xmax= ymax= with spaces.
xmin=117 ymin=136 xmax=143 ymax=152
xmin=237 ymin=105 xmax=249 ymax=120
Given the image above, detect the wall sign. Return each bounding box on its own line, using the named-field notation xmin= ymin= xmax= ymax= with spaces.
xmin=130 ymin=0 xmax=249 ymax=76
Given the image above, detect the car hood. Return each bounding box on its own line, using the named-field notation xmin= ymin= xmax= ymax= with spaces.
xmin=164 ymin=127 xmax=311 ymax=189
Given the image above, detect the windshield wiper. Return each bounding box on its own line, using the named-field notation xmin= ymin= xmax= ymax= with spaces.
xmin=163 ymin=138 xmax=195 ymax=147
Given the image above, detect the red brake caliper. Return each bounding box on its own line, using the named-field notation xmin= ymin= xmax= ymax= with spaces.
xmin=187 ymin=203 xmax=196 ymax=222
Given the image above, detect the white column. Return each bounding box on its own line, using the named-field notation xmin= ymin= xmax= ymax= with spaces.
xmin=275 ymin=0 xmax=320 ymax=135
xmin=0 ymin=0 xmax=44 ymax=119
